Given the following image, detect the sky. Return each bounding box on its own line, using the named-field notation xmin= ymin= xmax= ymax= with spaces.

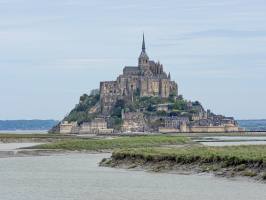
xmin=0 ymin=0 xmax=266 ymax=120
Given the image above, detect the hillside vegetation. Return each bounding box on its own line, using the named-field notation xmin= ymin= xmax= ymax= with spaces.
xmin=63 ymin=92 xmax=200 ymax=128
xmin=64 ymin=94 xmax=100 ymax=124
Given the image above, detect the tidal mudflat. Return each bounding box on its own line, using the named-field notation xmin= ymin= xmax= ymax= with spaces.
xmin=0 ymin=153 xmax=265 ymax=200
xmin=22 ymin=135 xmax=266 ymax=181
xmin=0 ymin=143 xmax=43 ymax=151
xmin=0 ymin=134 xmax=265 ymax=200
xmin=196 ymin=136 xmax=266 ymax=146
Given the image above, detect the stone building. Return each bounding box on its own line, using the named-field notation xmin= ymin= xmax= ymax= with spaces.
xmin=79 ymin=118 xmax=113 ymax=134
xmin=59 ymin=121 xmax=79 ymax=134
xmin=164 ymin=117 xmax=189 ymax=129
xmin=156 ymin=103 xmax=172 ymax=112
xmin=159 ymin=117 xmax=189 ymax=133
xmin=121 ymin=111 xmax=146 ymax=132
xmin=100 ymin=34 xmax=178 ymax=114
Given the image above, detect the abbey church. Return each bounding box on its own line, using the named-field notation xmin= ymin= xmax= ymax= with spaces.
xmin=100 ymin=35 xmax=178 ymax=114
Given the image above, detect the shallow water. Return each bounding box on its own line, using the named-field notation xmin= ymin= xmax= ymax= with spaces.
xmin=0 ymin=143 xmax=42 ymax=151
xmin=201 ymin=141 xmax=266 ymax=146
xmin=0 ymin=153 xmax=265 ymax=200
xmin=203 ymin=136 xmax=266 ymax=141
xmin=0 ymin=130 xmax=47 ymax=134
xmin=198 ymin=136 xmax=266 ymax=146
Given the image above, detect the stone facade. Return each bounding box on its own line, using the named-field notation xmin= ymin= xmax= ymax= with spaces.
xmin=159 ymin=124 xmax=241 ymax=133
xmin=121 ymin=111 xmax=146 ymax=132
xmin=188 ymin=124 xmax=241 ymax=133
xmin=100 ymin=34 xmax=178 ymax=115
xmin=164 ymin=117 xmax=189 ymax=129
xmin=159 ymin=117 xmax=189 ymax=133
xmin=159 ymin=111 xmax=242 ymax=133
xmin=79 ymin=118 xmax=113 ymax=134
xmin=59 ymin=121 xmax=78 ymax=134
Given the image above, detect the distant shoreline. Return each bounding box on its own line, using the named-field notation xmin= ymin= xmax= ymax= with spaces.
xmin=0 ymin=119 xmax=58 ymax=132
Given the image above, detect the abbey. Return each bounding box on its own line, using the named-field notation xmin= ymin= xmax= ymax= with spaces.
xmin=100 ymin=35 xmax=178 ymax=114
xmin=55 ymin=34 xmax=243 ymax=134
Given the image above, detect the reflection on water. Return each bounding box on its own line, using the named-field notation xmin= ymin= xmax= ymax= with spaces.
xmin=201 ymin=141 xmax=266 ymax=146
xmin=202 ymin=136 xmax=266 ymax=141
xmin=198 ymin=136 xmax=266 ymax=146
xmin=0 ymin=154 xmax=265 ymax=200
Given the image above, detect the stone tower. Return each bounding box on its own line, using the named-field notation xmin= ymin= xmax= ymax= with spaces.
xmin=138 ymin=34 xmax=149 ymax=70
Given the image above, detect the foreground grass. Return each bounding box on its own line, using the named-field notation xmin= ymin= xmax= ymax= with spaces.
xmin=31 ymin=136 xmax=189 ymax=150
xmin=112 ymin=145 xmax=266 ymax=166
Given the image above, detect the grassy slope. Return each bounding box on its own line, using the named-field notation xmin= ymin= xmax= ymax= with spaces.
xmin=31 ymin=136 xmax=189 ymax=150
xmin=112 ymin=145 xmax=266 ymax=166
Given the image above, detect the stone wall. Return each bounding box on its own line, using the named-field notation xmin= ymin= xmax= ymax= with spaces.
xmin=59 ymin=121 xmax=78 ymax=134
xmin=100 ymin=81 xmax=120 ymax=114
xmin=189 ymin=125 xmax=240 ymax=133
xmin=158 ymin=127 xmax=180 ymax=133
xmin=79 ymin=118 xmax=114 ymax=134
xmin=160 ymin=79 xmax=170 ymax=98
xmin=122 ymin=112 xmax=146 ymax=132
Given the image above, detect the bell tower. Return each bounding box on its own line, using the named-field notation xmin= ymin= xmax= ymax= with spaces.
xmin=138 ymin=33 xmax=149 ymax=69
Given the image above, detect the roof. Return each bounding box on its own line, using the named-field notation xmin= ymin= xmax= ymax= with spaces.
xmin=149 ymin=60 xmax=156 ymax=67
xmin=123 ymin=66 xmax=139 ymax=71
xmin=123 ymin=66 xmax=140 ymax=75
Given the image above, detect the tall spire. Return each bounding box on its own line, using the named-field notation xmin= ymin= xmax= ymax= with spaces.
xmin=138 ymin=33 xmax=149 ymax=68
xmin=142 ymin=33 xmax=146 ymax=52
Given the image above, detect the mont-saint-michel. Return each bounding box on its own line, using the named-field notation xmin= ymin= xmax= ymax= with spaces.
xmin=54 ymin=35 xmax=242 ymax=134
xmin=1 ymin=0 xmax=266 ymax=199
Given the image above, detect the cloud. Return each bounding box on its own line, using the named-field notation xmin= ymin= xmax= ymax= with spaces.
xmin=37 ymin=58 xmax=131 ymax=70
xmin=57 ymin=58 xmax=127 ymax=65
xmin=0 ymin=57 xmax=130 ymax=71
xmin=161 ymin=30 xmax=266 ymax=43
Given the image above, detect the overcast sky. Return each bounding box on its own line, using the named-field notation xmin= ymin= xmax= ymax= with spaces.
xmin=0 ymin=0 xmax=266 ymax=120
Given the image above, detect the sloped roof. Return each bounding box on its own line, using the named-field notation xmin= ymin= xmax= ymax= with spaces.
xmin=124 ymin=66 xmax=139 ymax=71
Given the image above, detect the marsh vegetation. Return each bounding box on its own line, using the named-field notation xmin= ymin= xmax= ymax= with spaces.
xmin=31 ymin=135 xmax=189 ymax=151
xmin=102 ymin=145 xmax=266 ymax=181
